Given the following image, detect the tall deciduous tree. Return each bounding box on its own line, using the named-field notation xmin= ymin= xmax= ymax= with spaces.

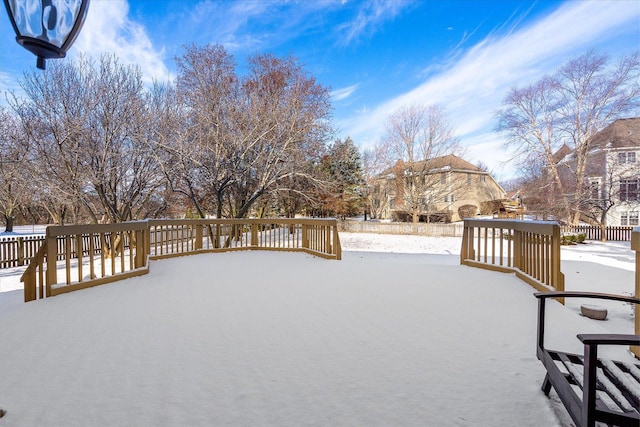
xmin=231 ymin=53 xmax=331 ymax=218
xmin=13 ymin=54 xmax=165 ymax=224
xmin=0 ymin=107 xmax=32 ymax=231
xmin=167 ymin=44 xmax=241 ymax=219
xmin=497 ymin=50 xmax=640 ymax=224
xmin=380 ymin=104 xmax=462 ymax=224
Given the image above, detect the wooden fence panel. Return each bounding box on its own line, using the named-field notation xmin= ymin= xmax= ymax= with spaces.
xmin=562 ymin=225 xmax=633 ymax=241
xmin=339 ymin=220 xmax=464 ymax=237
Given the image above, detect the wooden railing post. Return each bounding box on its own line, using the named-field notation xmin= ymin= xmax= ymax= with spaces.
xmin=332 ymin=222 xmax=342 ymax=260
xmin=22 ymin=269 xmax=35 ymax=302
xmin=135 ymin=228 xmax=145 ymax=269
xmin=195 ymin=223 xmax=203 ymax=250
xmin=251 ymin=222 xmax=258 ymax=247
xmin=631 ymin=227 xmax=640 ymax=359
xmin=460 ymin=220 xmax=474 ymax=263
xmin=45 ymin=231 xmax=57 ymax=297
xmin=513 ymin=227 xmax=522 ymax=271
xmin=551 ymin=224 xmax=564 ymax=296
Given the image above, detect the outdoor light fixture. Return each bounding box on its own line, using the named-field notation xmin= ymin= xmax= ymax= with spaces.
xmin=3 ymin=0 xmax=90 ymax=70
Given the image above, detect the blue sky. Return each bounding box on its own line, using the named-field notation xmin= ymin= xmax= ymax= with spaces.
xmin=1 ymin=0 xmax=639 ymax=180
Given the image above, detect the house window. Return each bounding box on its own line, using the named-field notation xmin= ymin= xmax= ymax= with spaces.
xmin=621 ymin=211 xmax=639 ymax=226
xmin=620 ymin=179 xmax=640 ymax=201
xmin=440 ymin=173 xmax=446 ymax=184
xmin=444 ymin=194 xmax=455 ymax=203
xmin=479 ymin=175 xmax=486 ymax=183
xmin=618 ymin=152 xmax=636 ymax=164
xmin=467 ymin=173 xmax=471 ymax=184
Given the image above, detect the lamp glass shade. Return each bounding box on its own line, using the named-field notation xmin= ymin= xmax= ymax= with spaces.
xmin=4 ymin=0 xmax=89 ymax=61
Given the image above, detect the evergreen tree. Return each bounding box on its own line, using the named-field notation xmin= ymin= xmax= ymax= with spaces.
xmin=319 ymin=137 xmax=366 ymax=218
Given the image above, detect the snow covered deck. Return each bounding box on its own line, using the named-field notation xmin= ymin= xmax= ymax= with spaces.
xmin=0 ymin=235 xmax=635 ymax=426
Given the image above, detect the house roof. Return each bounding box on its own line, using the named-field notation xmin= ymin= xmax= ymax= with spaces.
xmin=378 ymin=154 xmax=484 ymax=177
xmin=552 ymin=144 xmax=572 ymax=163
xmin=551 ymin=118 xmax=640 ymax=164
xmin=590 ymin=117 xmax=640 ymax=149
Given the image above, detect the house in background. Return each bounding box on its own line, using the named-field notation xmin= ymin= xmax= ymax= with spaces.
xmin=554 ymin=117 xmax=640 ymax=226
xmin=587 ymin=117 xmax=640 ymax=226
xmin=369 ymin=154 xmax=506 ymax=223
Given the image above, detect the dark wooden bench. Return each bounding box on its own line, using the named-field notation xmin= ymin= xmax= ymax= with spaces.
xmin=535 ymin=291 xmax=640 ymax=427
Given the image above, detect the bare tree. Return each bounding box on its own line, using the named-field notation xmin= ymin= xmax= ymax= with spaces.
xmin=0 ymin=107 xmax=32 ymax=231
xmin=84 ymin=55 xmax=165 ymax=223
xmin=362 ymin=144 xmax=393 ymax=219
xmin=497 ymin=50 xmax=640 ymax=225
xmin=159 ymin=45 xmax=332 ymax=227
xmin=13 ymin=55 xmax=164 ymax=225
xmin=380 ymin=104 xmax=462 ymax=224
xmin=230 ymin=53 xmax=332 ymax=218
xmin=11 ymin=59 xmax=92 ymax=224
xmin=165 ymin=44 xmax=242 ymax=219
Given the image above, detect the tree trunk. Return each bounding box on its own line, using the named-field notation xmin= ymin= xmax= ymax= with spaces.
xmin=4 ymin=215 xmax=13 ymax=232
xmin=600 ymin=211 xmax=608 ymax=243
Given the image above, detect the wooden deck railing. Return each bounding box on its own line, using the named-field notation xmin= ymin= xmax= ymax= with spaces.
xmin=21 ymin=222 xmax=150 ymax=302
xmin=632 ymin=227 xmax=640 ymax=358
xmin=146 ymin=218 xmax=341 ymax=261
xmin=460 ymin=219 xmax=565 ymax=296
xmin=21 ymin=218 xmax=341 ymax=302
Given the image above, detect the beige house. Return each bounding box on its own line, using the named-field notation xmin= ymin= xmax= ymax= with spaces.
xmin=370 ymin=154 xmax=506 ymax=222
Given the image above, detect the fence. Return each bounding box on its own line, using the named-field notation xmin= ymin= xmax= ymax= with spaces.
xmin=339 ymin=220 xmax=464 ymax=237
xmin=21 ymin=218 xmax=341 ymax=302
xmin=460 ymin=219 xmax=565 ymax=298
xmin=562 ymin=225 xmax=633 ymax=241
xmin=339 ymin=220 xmax=631 ymax=241
xmin=0 ymin=235 xmax=45 ymax=268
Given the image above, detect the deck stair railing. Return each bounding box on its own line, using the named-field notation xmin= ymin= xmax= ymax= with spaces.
xmin=632 ymin=227 xmax=640 ymax=359
xmin=460 ymin=219 xmax=565 ymax=296
xmin=21 ymin=218 xmax=341 ymax=302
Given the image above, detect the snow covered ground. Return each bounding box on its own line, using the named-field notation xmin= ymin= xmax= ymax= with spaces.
xmin=0 ymin=231 xmax=636 ymax=426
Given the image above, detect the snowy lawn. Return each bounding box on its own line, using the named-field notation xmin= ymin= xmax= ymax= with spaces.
xmin=0 ymin=232 xmax=636 ymax=426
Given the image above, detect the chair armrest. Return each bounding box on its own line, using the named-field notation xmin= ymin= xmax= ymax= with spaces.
xmin=577 ymin=334 xmax=640 ymax=346
xmin=535 ymin=292 xmax=639 ymax=353
xmin=534 ymin=291 xmax=640 ymax=305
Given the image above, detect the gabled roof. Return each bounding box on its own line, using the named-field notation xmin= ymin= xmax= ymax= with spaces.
xmin=378 ymin=154 xmax=483 ymax=177
xmin=552 ymin=144 xmax=573 ymax=163
xmin=411 ymin=154 xmax=482 ymax=172
xmin=590 ymin=117 xmax=640 ymax=149
xmin=551 ymin=118 xmax=640 ymax=164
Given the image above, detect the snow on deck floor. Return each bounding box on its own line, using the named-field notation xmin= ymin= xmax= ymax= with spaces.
xmin=0 ymin=249 xmax=614 ymax=427
xmin=0 ymin=234 xmax=636 ymax=426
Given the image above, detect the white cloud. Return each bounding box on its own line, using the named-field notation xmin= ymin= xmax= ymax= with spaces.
xmin=337 ymin=0 xmax=410 ymax=45
xmin=69 ymin=1 xmax=171 ymax=84
xmin=339 ymin=1 xmax=640 ymax=179
xmin=331 ymin=83 xmax=360 ymax=101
